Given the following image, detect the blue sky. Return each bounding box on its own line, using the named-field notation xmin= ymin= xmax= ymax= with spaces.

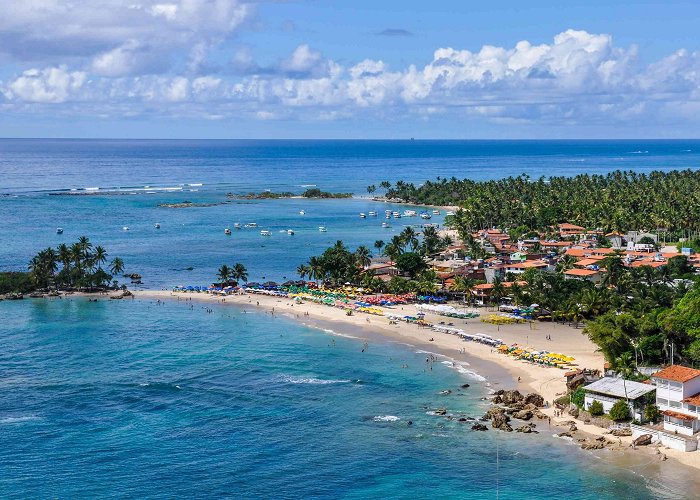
xmin=2 ymin=1 xmax=700 ymax=138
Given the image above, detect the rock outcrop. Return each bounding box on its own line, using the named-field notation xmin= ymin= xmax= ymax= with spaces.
xmin=523 ymin=393 xmax=545 ymax=407
xmin=633 ymin=434 xmax=653 ymax=447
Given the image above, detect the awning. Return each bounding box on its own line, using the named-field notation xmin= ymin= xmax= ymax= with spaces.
xmin=662 ymin=410 xmax=697 ymax=421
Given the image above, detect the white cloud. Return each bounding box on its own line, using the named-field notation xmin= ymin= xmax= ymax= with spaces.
xmin=4 ymin=29 xmax=700 ymax=130
xmin=3 ymin=66 xmax=86 ymax=103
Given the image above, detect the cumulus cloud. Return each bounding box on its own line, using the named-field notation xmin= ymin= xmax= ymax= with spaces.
xmin=0 ymin=1 xmax=251 ymax=75
xmin=3 ymin=29 xmax=700 ymax=129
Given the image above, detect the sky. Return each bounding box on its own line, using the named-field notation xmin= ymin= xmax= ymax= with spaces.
xmin=2 ymin=1 xmax=700 ymax=139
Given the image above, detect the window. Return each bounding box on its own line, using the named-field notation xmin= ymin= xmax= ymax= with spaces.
xmin=670 ymin=400 xmax=681 ymax=408
xmin=690 ymin=404 xmax=698 ymax=413
xmin=657 ymin=397 xmax=668 ymax=406
xmin=670 ymin=381 xmax=682 ymax=389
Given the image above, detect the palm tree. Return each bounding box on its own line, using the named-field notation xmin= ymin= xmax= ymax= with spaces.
xmin=374 ymin=240 xmax=385 ymax=254
xmin=613 ymin=352 xmax=636 ymax=403
xmin=400 ymin=227 xmax=418 ymax=251
xmin=296 ymin=264 xmax=309 ymax=280
xmin=217 ymin=264 xmax=232 ymax=283
xmin=93 ymin=246 xmax=108 ymax=270
xmin=354 ymin=245 xmax=372 ymax=269
xmin=232 ymin=263 xmax=248 ymax=283
xmin=556 ymin=254 xmax=577 ymax=273
xmin=109 ymin=257 xmax=125 ymax=276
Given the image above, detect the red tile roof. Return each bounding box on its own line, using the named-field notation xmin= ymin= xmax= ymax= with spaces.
xmin=682 ymin=392 xmax=700 ymax=406
xmin=559 ymin=223 xmax=585 ymax=230
xmin=662 ymin=410 xmax=697 ymax=421
xmin=654 ymin=365 xmax=700 ymax=383
xmin=564 ymin=269 xmax=600 ymax=277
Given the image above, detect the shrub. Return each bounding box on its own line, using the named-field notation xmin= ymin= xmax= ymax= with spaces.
xmin=644 ymin=404 xmax=660 ymax=423
xmin=588 ymin=400 xmax=604 ymax=416
xmin=571 ymin=387 xmax=586 ymax=408
xmin=609 ymin=399 xmax=631 ymax=421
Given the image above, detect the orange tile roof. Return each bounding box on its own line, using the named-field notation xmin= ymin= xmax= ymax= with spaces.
xmin=682 ymin=392 xmax=700 ymax=406
xmin=507 ymin=260 xmax=548 ymax=269
xmin=541 ymin=241 xmax=572 ymax=247
xmin=559 ymin=223 xmax=585 ymax=230
xmin=662 ymin=410 xmax=697 ymax=421
xmin=565 ymin=248 xmax=588 ymax=257
xmin=653 ymin=365 xmax=700 ymax=383
xmin=575 ymin=258 xmax=605 ymax=267
xmin=564 ymin=269 xmax=600 ymax=277
xmin=591 ymin=248 xmax=615 ymax=254
xmin=630 ymin=261 xmax=665 ymax=268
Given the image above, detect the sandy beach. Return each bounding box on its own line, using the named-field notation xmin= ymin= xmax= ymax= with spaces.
xmin=132 ymin=288 xmax=700 ymax=473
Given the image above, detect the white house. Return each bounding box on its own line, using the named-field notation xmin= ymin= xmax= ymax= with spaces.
xmin=583 ymin=377 xmax=656 ymax=422
xmin=651 ymin=365 xmax=700 ymax=436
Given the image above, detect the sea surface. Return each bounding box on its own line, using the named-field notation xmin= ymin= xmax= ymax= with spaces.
xmin=0 ymin=297 xmax=691 ymax=499
xmin=3 ymin=139 xmax=700 ymax=498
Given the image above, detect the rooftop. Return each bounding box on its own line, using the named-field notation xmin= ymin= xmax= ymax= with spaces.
xmin=584 ymin=377 xmax=656 ymax=400
xmin=653 ymin=365 xmax=700 ymax=383
xmin=564 ymin=268 xmax=600 ymax=277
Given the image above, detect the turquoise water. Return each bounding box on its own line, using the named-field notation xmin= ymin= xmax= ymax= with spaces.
xmin=0 ymin=297 xmax=678 ymax=499
xmin=3 ymin=140 xmax=700 ymax=498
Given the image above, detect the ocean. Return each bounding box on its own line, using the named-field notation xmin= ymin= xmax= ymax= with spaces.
xmin=2 ymin=139 xmax=700 ymax=498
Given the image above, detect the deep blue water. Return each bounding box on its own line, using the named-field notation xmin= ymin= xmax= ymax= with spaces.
xmin=0 ymin=298 xmax=684 ymax=499
xmin=3 ymin=140 xmax=700 ymax=498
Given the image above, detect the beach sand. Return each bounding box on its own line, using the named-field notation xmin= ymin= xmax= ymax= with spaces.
xmin=134 ymin=289 xmax=700 ymax=472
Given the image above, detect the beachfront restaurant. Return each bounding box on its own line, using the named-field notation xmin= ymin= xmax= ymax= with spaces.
xmin=583 ymin=377 xmax=656 ymax=422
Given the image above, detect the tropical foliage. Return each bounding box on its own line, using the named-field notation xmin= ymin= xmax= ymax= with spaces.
xmin=217 ymin=263 xmax=248 ymax=284
xmin=383 ymin=170 xmax=700 ymax=238
xmin=25 ymin=237 xmax=125 ymax=290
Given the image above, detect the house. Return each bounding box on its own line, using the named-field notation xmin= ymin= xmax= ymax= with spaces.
xmin=565 ymin=368 xmax=601 ymax=390
xmin=652 ymin=365 xmax=700 ymax=436
xmin=559 ymin=223 xmax=585 ymax=238
xmin=606 ymin=232 xmax=625 ymax=249
xmin=504 ymin=260 xmax=550 ymax=275
xmin=583 ymin=377 xmax=656 ymax=422
xmin=564 ymin=268 xmax=603 ymax=284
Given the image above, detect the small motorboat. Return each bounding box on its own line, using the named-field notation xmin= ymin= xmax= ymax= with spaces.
xmin=420 ymin=212 xmax=432 ymax=219
xmin=368 ymin=211 xmax=377 ymax=216
xmin=56 ymin=228 xmax=63 ymax=234
xmin=393 ymin=212 xmax=401 ymax=218
xmin=299 ymin=210 xmax=305 ymax=215
xmin=224 ymin=228 xmax=232 ymax=235
xmin=385 ymin=214 xmax=391 ymax=219
xmin=234 ymin=223 xmax=241 ymax=229
xmin=446 ymin=211 xmax=455 ymax=216
xmin=122 ymin=226 xmax=129 ymax=231
xmin=432 ymin=209 xmax=440 ymax=215
xmin=359 ymin=213 xmax=366 ymax=218
xmin=318 ymin=226 xmax=327 ymax=232
xmin=382 ymin=222 xmax=391 ymax=228
xmin=260 ymin=230 xmax=271 ymax=236
xmin=244 ymin=222 xmax=258 ymax=228
xmin=287 ymin=229 xmax=295 ymax=235
xmin=154 ymin=223 xmax=161 ymax=229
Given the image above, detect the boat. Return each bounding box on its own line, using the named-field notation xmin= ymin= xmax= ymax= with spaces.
xmin=122 ymin=226 xmax=129 ymax=231
xmin=318 ymin=226 xmax=327 ymax=232
xmin=359 ymin=213 xmax=366 ymax=218
xmin=299 ymin=210 xmax=305 ymax=215
xmin=234 ymin=223 xmax=241 ymax=229
xmin=393 ymin=212 xmax=401 ymax=218
xmin=420 ymin=212 xmax=432 ymax=219
xmin=224 ymin=228 xmax=232 ymax=235
xmin=382 ymin=222 xmax=391 ymax=228
xmin=432 ymin=209 xmax=440 ymax=215
xmin=287 ymin=229 xmax=295 ymax=235
xmin=154 ymin=223 xmax=161 ymax=229
xmin=260 ymin=230 xmax=271 ymax=236
xmin=403 ymin=210 xmax=417 ymax=217
xmin=446 ymin=211 xmax=455 ymax=216
xmin=385 ymin=214 xmax=391 ymax=219
xmin=56 ymin=228 xmax=63 ymax=234
xmin=244 ymin=223 xmax=258 ymax=228
xmin=368 ymin=211 xmax=377 ymax=216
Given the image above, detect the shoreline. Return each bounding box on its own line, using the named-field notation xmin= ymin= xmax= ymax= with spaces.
xmin=131 ymin=289 xmax=700 ymax=475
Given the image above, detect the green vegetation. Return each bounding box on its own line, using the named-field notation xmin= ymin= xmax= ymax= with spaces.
xmin=240 ymin=191 xmax=295 ymax=199
xmin=609 ymin=399 xmax=631 ymax=421
xmin=644 ymin=404 xmax=660 ymax=423
xmin=571 ymin=386 xmax=586 ymax=408
xmin=301 ymin=188 xmax=352 ymax=199
xmin=216 ymin=263 xmax=248 ymax=284
xmin=20 ymin=237 xmax=126 ymax=291
xmin=384 ymin=170 xmax=700 ymax=238
xmin=588 ymin=400 xmax=604 ymax=416
xmin=0 ymin=272 xmax=33 ymax=294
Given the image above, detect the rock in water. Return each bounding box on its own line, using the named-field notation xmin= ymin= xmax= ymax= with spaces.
xmin=513 ymin=410 xmax=533 ymax=421
xmin=460 ymin=383 xmax=470 ymax=389
xmin=491 ymin=412 xmax=512 ymax=431
xmin=471 ymin=423 xmax=488 ymax=431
